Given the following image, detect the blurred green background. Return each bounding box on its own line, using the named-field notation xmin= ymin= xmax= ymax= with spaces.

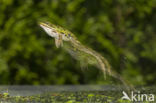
xmin=0 ymin=0 xmax=155 ymax=85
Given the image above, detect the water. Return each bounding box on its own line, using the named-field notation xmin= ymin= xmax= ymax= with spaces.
xmin=0 ymin=85 xmax=155 ymax=103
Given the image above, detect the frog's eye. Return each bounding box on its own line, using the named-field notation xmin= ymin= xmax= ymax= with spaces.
xmin=67 ymin=34 xmax=72 ymax=39
xmin=68 ymin=34 xmax=71 ymax=37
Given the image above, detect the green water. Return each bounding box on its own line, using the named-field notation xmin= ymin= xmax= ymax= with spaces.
xmin=0 ymin=86 xmax=155 ymax=103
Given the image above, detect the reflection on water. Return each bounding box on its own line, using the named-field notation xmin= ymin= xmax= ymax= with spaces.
xmin=0 ymin=85 xmax=155 ymax=96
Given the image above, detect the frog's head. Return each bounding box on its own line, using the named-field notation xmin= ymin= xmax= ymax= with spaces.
xmin=39 ymin=21 xmax=73 ymax=41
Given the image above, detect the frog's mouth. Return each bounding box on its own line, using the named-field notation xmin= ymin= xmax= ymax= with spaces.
xmin=39 ymin=22 xmax=52 ymax=30
xmin=39 ymin=23 xmax=58 ymax=38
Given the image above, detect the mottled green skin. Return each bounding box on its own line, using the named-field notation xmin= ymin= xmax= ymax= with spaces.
xmin=39 ymin=21 xmax=77 ymax=41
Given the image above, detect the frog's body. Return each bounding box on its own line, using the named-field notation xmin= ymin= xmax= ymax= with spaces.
xmin=39 ymin=21 xmax=134 ymax=91
xmin=39 ymin=21 xmax=109 ymax=75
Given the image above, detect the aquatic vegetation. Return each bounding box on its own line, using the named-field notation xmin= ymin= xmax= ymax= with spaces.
xmin=0 ymin=90 xmax=154 ymax=103
xmin=0 ymin=91 xmax=129 ymax=103
xmin=0 ymin=86 xmax=155 ymax=103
